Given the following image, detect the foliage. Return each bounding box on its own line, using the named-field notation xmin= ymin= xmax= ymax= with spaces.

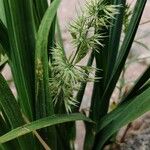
xmin=0 ymin=0 xmax=149 ymax=150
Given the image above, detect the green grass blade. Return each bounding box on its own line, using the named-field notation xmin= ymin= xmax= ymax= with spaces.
xmin=35 ymin=0 xmax=60 ymax=148
xmin=0 ymin=56 xmax=8 ymax=71
xmin=100 ymin=0 xmax=147 ymax=117
xmin=94 ymin=68 xmax=150 ymax=145
xmin=0 ymin=115 xmax=20 ymax=150
xmin=0 ymin=73 xmax=33 ymax=149
xmin=95 ymin=82 xmax=150 ymax=133
xmin=104 ymin=0 xmax=125 ymax=86
xmin=33 ymin=0 xmax=48 ymax=22
xmin=0 ymin=114 xmax=9 ymax=136
xmin=0 ymin=113 xmax=92 ymax=144
xmin=92 ymin=0 xmax=147 ymax=149
xmin=3 ymin=0 xmax=36 ymax=120
xmin=95 ymin=85 xmax=150 ymax=149
xmin=0 ymin=0 xmax=6 ymax=25
xmin=88 ymin=0 xmax=112 ymax=124
xmin=35 ymin=0 xmax=60 ymax=117
xmin=84 ymin=41 xmax=108 ymax=149
xmin=0 ymin=74 xmax=24 ymax=129
xmin=0 ymin=20 xmax=10 ymax=56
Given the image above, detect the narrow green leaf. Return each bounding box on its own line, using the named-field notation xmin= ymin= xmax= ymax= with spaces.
xmin=0 ymin=0 xmax=6 ymax=25
xmin=3 ymin=0 xmax=36 ymax=120
xmin=95 ymin=86 xmax=150 ymax=149
xmin=0 ymin=56 xmax=8 ymax=71
xmin=49 ymin=16 xmax=57 ymax=60
xmin=35 ymin=0 xmax=60 ymax=148
xmin=0 ymin=115 xmax=20 ymax=150
xmin=0 ymin=113 xmax=92 ymax=144
xmin=91 ymin=0 xmax=147 ymax=149
xmin=0 ymin=73 xmax=33 ymax=149
xmin=35 ymin=0 xmax=60 ymax=117
xmin=104 ymin=0 xmax=126 ymax=86
xmin=95 ymin=82 xmax=150 ymax=133
xmin=0 ymin=20 xmax=10 ymax=56
xmin=0 ymin=115 xmax=8 ymax=135
xmin=33 ymin=0 xmax=48 ymax=22
xmin=99 ymin=0 xmax=147 ymax=118
xmin=0 ymin=74 xmax=24 ymax=129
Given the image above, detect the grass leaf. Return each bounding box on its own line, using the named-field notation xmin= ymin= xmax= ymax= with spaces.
xmin=35 ymin=0 xmax=60 ymax=148
xmin=0 ymin=73 xmax=33 ymax=149
xmin=0 ymin=113 xmax=93 ymax=144
xmin=3 ymin=0 xmax=36 ymax=120
xmin=95 ymin=85 xmax=150 ymax=149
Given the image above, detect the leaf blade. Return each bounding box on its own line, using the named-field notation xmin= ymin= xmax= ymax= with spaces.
xmin=0 ymin=113 xmax=93 ymax=144
xmin=95 ymin=85 xmax=150 ymax=149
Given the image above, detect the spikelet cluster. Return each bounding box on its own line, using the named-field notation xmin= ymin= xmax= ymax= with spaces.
xmin=50 ymin=45 xmax=89 ymax=112
xmin=50 ymin=0 xmax=120 ymax=112
xmin=69 ymin=0 xmax=120 ymax=64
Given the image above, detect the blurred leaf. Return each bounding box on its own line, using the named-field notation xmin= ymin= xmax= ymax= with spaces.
xmin=0 ymin=0 xmax=6 ymax=25
xmin=0 ymin=20 xmax=10 ymax=56
xmin=0 ymin=56 xmax=8 ymax=71
xmin=33 ymin=0 xmax=48 ymax=22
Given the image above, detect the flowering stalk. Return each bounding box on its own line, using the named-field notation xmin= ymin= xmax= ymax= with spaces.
xmin=49 ymin=0 xmax=120 ymax=113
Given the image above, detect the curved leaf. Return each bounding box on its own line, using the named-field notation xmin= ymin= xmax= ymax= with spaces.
xmin=0 ymin=113 xmax=92 ymax=144
xmin=35 ymin=0 xmax=60 ymax=148
xmin=0 ymin=73 xmax=33 ymax=149
xmin=95 ymin=85 xmax=150 ymax=149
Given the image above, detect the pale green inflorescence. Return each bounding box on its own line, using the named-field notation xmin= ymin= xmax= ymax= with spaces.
xmin=49 ymin=0 xmax=120 ymax=113
xmin=49 ymin=45 xmax=88 ymax=113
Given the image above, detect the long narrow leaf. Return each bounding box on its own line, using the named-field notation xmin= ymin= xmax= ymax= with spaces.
xmin=95 ymin=85 xmax=150 ymax=149
xmin=0 ymin=73 xmax=33 ymax=149
xmin=93 ymin=0 xmax=147 ymax=149
xmin=35 ymin=0 xmax=60 ymax=148
xmin=35 ymin=0 xmax=60 ymax=118
xmin=104 ymin=0 xmax=125 ymax=86
xmin=3 ymin=0 xmax=36 ymax=120
xmin=0 ymin=20 xmax=10 ymax=56
xmin=33 ymin=0 xmax=48 ymax=26
xmin=0 ymin=113 xmax=92 ymax=144
xmin=0 ymin=56 xmax=8 ymax=71
xmin=0 ymin=0 xmax=6 ymax=25
xmin=100 ymin=0 xmax=147 ymax=118
xmin=95 ymin=82 xmax=150 ymax=133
